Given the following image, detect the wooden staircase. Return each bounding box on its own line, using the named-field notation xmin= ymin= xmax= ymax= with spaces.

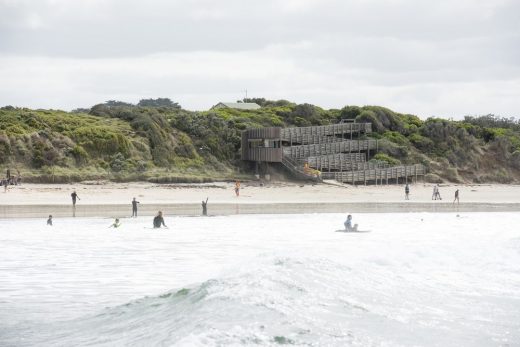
xmin=280 ymin=122 xmax=425 ymax=185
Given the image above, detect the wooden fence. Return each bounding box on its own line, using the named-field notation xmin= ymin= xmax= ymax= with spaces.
xmin=321 ymin=164 xmax=426 ymax=185
xmin=280 ymin=123 xmax=371 ymax=140
xmin=283 ymin=139 xmax=378 ymax=158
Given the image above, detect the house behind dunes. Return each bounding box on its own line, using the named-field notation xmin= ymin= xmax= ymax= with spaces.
xmin=211 ymin=102 xmax=261 ymax=110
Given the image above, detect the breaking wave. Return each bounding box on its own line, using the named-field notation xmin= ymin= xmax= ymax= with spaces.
xmin=4 ymin=252 xmax=519 ymax=347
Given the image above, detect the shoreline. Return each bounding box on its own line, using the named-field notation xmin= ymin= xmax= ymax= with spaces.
xmin=1 ymin=202 xmax=519 ymax=218
xmin=2 ymin=182 xmax=520 ymax=218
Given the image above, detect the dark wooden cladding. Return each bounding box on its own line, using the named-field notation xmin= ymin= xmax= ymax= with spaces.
xmin=243 ymin=147 xmax=283 ymax=162
xmin=280 ymin=123 xmax=371 ymax=139
xmin=243 ymin=127 xmax=281 ymax=139
xmin=283 ymin=140 xmax=378 ymax=158
xmin=241 ymin=127 xmax=282 ymax=162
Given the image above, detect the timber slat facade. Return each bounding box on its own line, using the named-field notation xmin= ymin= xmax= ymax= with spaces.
xmin=280 ymin=122 xmax=371 ymax=140
xmin=283 ymin=140 xmax=378 ymax=158
xmin=321 ymin=165 xmax=426 ymax=185
xmin=241 ymin=121 xmax=425 ymax=185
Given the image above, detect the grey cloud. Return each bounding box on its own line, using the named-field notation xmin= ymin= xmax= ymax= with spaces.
xmin=0 ymin=0 xmax=519 ymax=117
xmin=1 ymin=0 xmax=518 ymax=58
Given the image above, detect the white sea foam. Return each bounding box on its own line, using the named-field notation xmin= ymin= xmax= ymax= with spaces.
xmin=1 ymin=213 xmax=519 ymax=346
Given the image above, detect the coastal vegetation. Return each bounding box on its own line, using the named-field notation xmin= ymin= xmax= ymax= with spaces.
xmin=1 ymin=99 xmax=519 ymax=183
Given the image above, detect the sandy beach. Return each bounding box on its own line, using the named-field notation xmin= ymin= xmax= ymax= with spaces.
xmin=1 ymin=181 xmax=520 ymax=218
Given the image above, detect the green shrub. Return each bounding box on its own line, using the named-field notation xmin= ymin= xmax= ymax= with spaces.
xmin=382 ymin=131 xmax=409 ymax=146
xmin=70 ymin=145 xmax=89 ymax=164
xmin=409 ymin=133 xmax=434 ymax=151
xmin=373 ymin=153 xmax=401 ymax=165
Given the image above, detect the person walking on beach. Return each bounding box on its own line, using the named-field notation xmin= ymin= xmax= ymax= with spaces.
xmin=432 ymin=184 xmax=442 ymax=200
xmin=131 ymin=197 xmax=140 ymax=217
xmin=153 ymin=211 xmax=168 ymax=228
xmin=71 ymin=191 xmax=80 ymax=206
xmin=453 ymin=189 xmax=459 ymax=204
xmin=234 ymin=180 xmax=241 ymax=197
xmin=201 ymin=197 xmax=208 ymax=216
xmin=436 ymin=185 xmax=442 ymax=200
xmin=405 ymin=184 xmax=410 ymax=200
xmin=47 ymin=215 xmax=53 ymax=226
xmin=2 ymin=178 xmax=7 ymax=193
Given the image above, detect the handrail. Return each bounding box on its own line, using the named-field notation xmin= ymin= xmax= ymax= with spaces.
xmin=281 ymin=154 xmax=322 ymax=181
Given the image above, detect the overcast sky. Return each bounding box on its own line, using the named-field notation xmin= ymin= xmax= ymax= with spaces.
xmin=0 ymin=0 xmax=519 ymax=118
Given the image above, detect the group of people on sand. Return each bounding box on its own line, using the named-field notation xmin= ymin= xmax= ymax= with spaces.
xmin=2 ymin=168 xmax=22 ymax=192
xmin=404 ymin=184 xmax=460 ymax=204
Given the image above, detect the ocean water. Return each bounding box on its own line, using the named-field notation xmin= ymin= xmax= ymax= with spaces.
xmin=0 ymin=212 xmax=519 ymax=346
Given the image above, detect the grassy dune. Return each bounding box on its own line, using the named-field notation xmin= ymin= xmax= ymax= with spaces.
xmin=1 ymin=101 xmax=519 ymax=183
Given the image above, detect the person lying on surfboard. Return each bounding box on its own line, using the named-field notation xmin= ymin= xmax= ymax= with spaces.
xmin=344 ymin=215 xmax=358 ymax=232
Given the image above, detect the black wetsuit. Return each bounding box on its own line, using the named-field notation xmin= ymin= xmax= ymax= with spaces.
xmin=153 ymin=216 xmax=166 ymax=228
xmin=71 ymin=192 xmax=79 ymax=206
xmin=132 ymin=200 xmax=139 ymax=217
xmin=47 ymin=218 xmax=52 ymax=226
xmin=202 ymin=200 xmax=208 ymax=216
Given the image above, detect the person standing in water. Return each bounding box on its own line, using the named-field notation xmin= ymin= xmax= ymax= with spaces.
xmin=71 ymin=191 xmax=80 ymax=206
xmin=109 ymin=218 xmax=121 ymax=228
xmin=201 ymin=197 xmax=208 ymax=216
xmin=234 ymin=180 xmax=240 ymax=197
xmin=131 ymin=197 xmax=140 ymax=217
xmin=153 ymin=211 xmax=167 ymax=228
xmin=405 ymin=184 xmax=410 ymax=200
xmin=71 ymin=190 xmax=80 ymax=217
xmin=47 ymin=215 xmax=53 ymax=226
xmin=453 ymin=189 xmax=459 ymax=204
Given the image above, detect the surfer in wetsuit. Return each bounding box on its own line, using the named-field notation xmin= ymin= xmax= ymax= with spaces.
xmin=153 ymin=211 xmax=167 ymax=228
xmin=109 ymin=218 xmax=121 ymax=228
xmin=71 ymin=191 xmax=80 ymax=206
xmin=344 ymin=215 xmax=358 ymax=232
xmin=453 ymin=189 xmax=459 ymax=204
xmin=47 ymin=215 xmax=53 ymax=226
xmin=201 ymin=197 xmax=208 ymax=216
xmin=405 ymin=184 xmax=410 ymax=200
xmin=131 ymin=197 xmax=140 ymax=217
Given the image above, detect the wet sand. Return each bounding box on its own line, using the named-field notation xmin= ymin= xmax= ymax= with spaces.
xmin=1 ymin=182 xmax=520 ymax=218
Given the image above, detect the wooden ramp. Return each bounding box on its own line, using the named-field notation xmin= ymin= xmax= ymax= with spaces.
xmin=242 ymin=121 xmax=426 ymax=185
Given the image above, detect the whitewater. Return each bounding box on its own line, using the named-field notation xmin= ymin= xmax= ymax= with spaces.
xmin=1 ymin=212 xmax=519 ymax=346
